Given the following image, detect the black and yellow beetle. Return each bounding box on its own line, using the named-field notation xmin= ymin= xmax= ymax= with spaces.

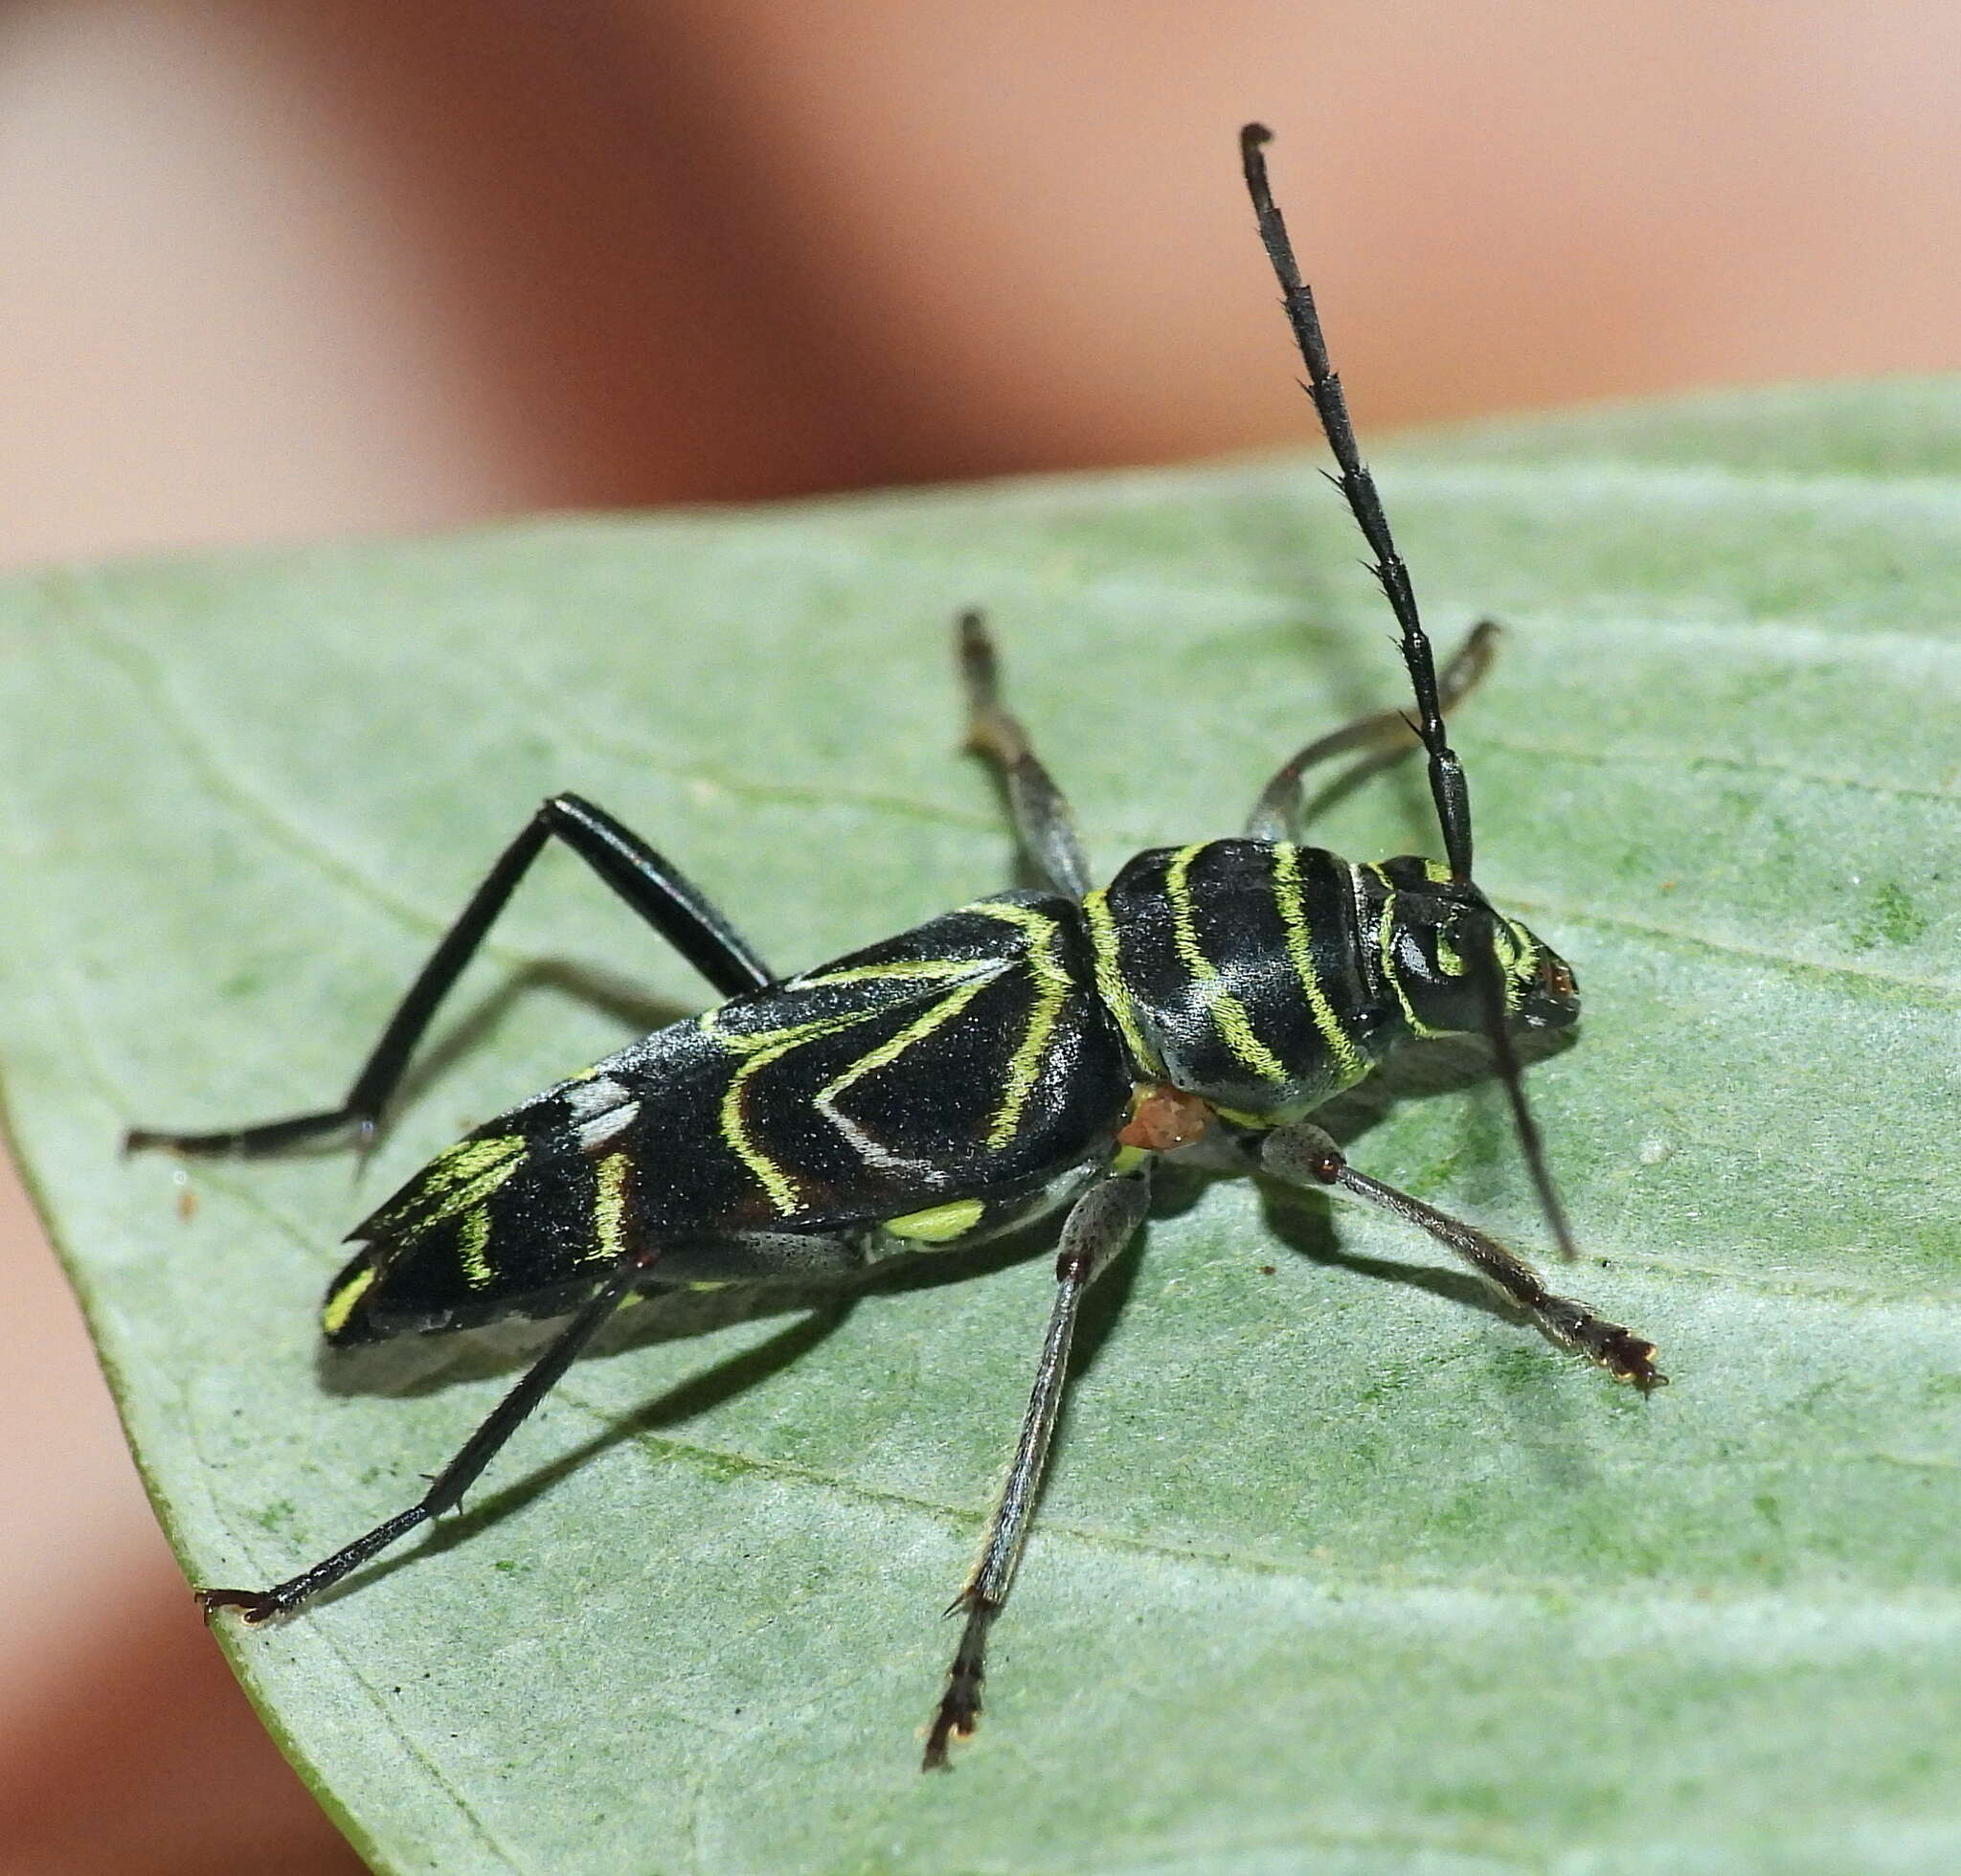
xmin=130 ymin=124 xmax=1661 ymax=1772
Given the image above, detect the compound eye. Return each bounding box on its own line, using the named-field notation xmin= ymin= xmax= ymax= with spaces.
xmin=1349 ymin=1001 xmax=1394 ymax=1039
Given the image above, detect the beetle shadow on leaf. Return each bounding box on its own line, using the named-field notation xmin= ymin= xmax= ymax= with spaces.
xmin=386 ymin=956 xmax=697 ymax=1122
xmin=318 ymin=1184 xmax=1168 ymax=1575
xmin=336 ymin=1206 xmax=1177 ymax=1601
xmin=335 ymin=1300 xmax=861 ymax=1603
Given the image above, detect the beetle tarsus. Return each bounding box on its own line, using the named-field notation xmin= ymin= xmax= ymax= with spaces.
xmin=923 ymin=1596 xmax=998 ymax=1771
xmin=197 ymin=1586 xmax=287 ymax=1625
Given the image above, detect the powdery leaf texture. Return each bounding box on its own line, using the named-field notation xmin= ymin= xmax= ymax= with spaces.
xmin=3 ymin=380 xmax=1959 ymax=1874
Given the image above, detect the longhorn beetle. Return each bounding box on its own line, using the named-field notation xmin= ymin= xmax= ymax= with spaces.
xmin=130 ymin=124 xmax=1662 ymax=1771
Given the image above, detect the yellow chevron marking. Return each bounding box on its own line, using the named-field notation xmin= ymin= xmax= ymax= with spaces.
xmin=407 ymin=1134 xmax=527 ymax=1230
xmin=1272 ymin=844 xmax=1364 ymax=1080
xmin=708 ymin=961 xmax=995 ymax=1214
xmin=885 ymin=1198 xmax=985 ymax=1243
xmin=1166 ymin=844 xmax=1288 ymax=1082
xmin=817 ymin=974 xmax=996 ymax=1108
xmin=973 ymin=900 xmax=1074 ymax=1146
xmin=321 ymin=1263 xmax=376 ymax=1337
xmin=719 ymin=1034 xmax=831 ymax=1215
xmin=702 ymin=919 xmax=1086 ymax=1212
xmin=1082 ymin=888 xmax=1161 ymax=1077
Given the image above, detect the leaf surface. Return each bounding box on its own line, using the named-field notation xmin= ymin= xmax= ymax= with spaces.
xmin=4 ymin=380 xmax=1960 ymax=1875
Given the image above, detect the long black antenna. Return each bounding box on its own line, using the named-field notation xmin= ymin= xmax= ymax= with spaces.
xmin=1241 ymin=122 xmax=1577 ymax=1260
xmin=1240 ymin=123 xmax=1472 ymax=883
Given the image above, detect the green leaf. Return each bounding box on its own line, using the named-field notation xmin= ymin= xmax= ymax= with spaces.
xmin=5 ymin=379 xmax=1961 ymax=1875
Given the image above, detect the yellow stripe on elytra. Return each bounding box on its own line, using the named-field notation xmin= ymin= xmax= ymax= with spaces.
xmin=457 ymin=1208 xmax=493 ymax=1289
xmin=1082 ymin=888 xmax=1161 ymax=1076
xmin=709 ymin=983 xmax=975 ymax=1213
xmin=798 ymin=961 xmax=987 ymax=986
xmin=719 ymin=1037 xmax=822 ymax=1215
xmin=973 ymin=900 xmax=1073 ymax=1146
xmin=711 ymin=956 xmax=1003 ymax=1209
xmin=696 ymin=960 xmax=986 ymax=1053
xmin=701 ymin=916 xmax=1086 ymax=1210
xmin=1271 ymin=844 xmax=1364 ymax=1080
xmin=1166 ymin=844 xmax=1288 ymax=1083
xmin=374 ymin=1133 xmax=529 ymax=1294
xmin=412 ymin=1134 xmax=527 ymax=1229
xmin=321 ymin=1263 xmax=377 ymax=1336
xmin=594 ymin=1150 xmax=631 ymax=1262
xmin=817 ymin=974 xmax=996 ymax=1108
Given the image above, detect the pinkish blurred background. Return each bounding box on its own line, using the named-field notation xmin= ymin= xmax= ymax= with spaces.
xmin=3 ymin=4 xmax=1957 ymax=1869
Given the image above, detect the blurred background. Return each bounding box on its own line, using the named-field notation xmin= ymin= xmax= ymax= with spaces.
xmin=1 ymin=2 xmax=1956 ymax=1868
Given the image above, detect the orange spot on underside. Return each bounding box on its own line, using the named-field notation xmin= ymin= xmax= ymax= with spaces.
xmin=1116 ymin=1083 xmax=1213 ymax=1153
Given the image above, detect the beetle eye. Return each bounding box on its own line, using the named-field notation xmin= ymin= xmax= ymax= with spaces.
xmin=1350 ymin=1002 xmax=1393 ymax=1038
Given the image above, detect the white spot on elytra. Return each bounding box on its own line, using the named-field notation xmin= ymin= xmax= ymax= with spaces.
xmin=565 ymin=1076 xmax=629 ymax=1119
xmin=576 ymin=1103 xmax=640 ymax=1152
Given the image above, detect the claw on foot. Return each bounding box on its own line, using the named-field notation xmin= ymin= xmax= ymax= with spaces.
xmin=1600 ymin=1326 xmax=1667 ymax=1390
xmin=921 ymin=1692 xmax=978 ymax=1773
xmin=1544 ymin=1297 xmax=1666 ymax=1390
xmin=921 ymin=1595 xmax=996 ymax=1772
xmin=196 ymin=1587 xmax=286 ymax=1625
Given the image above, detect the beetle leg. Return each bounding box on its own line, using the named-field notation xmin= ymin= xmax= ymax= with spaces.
xmin=923 ymin=1166 xmax=1151 ymax=1770
xmin=1260 ymin=1121 xmax=1664 ymax=1389
xmin=957 ymin=610 xmax=1093 ymax=899
xmin=198 ymin=1254 xmax=647 ymax=1621
xmin=127 ymin=793 xmax=773 ymax=1157
xmin=1243 ymin=622 xmax=1499 ymax=841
